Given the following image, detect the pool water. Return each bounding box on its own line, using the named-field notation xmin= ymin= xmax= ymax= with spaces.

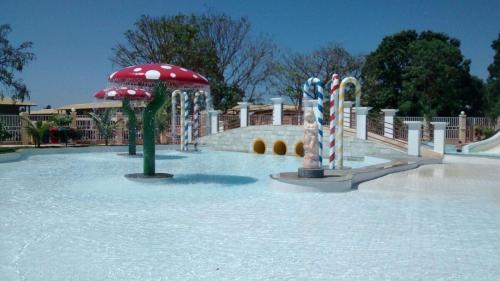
xmin=1 ymin=149 xmax=499 ymax=280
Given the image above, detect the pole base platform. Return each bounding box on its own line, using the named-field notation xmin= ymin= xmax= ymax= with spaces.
xmin=117 ymin=153 xmax=143 ymax=157
xmin=124 ymin=173 xmax=174 ymax=183
xmin=298 ymin=168 xmax=324 ymax=178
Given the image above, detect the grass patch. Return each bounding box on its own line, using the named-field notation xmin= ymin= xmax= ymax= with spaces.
xmin=0 ymin=147 xmax=16 ymax=154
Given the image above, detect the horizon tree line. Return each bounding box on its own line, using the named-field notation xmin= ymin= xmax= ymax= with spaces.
xmin=1 ymin=14 xmax=499 ymax=118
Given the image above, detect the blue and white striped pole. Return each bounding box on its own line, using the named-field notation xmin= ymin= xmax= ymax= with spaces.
xmin=183 ymin=92 xmax=189 ymax=151
xmin=303 ymin=77 xmax=324 ymax=168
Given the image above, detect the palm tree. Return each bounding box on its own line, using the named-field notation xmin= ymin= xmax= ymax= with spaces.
xmin=23 ymin=118 xmax=50 ymax=148
xmin=89 ymin=109 xmax=116 ymax=146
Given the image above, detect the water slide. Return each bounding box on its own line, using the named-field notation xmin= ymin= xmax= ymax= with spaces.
xmin=463 ymin=130 xmax=500 ymax=154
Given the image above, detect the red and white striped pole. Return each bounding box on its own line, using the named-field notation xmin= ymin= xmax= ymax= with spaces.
xmin=329 ymin=74 xmax=340 ymax=169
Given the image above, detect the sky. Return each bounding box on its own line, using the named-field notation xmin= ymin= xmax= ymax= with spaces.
xmin=1 ymin=0 xmax=499 ymax=109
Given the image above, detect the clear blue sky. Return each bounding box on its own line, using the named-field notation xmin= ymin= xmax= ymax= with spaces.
xmin=1 ymin=0 xmax=499 ymax=108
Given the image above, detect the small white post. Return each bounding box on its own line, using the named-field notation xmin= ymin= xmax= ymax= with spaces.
xmin=381 ymin=109 xmax=398 ymax=138
xmin=431 ymin=122 xmax=447 ymax=154
xmin=209 ymin=110 xmax=220 ymax=134
xmin=343 ymin=101 xmax=352 ymax=128
xmin=404 ymin=121 xmax=422 ymax=156
xmin=238 ymin=102 xmax=249 ymax=127
xmin=356 ymin=107 xmax=371 ymax=140
xmin=271 ymin=97 xmax=283 ymax=126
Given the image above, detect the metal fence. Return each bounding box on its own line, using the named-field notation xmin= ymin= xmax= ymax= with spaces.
xmin=0 ymin=115 xmax=21 ymax=143
xmin=220 ymin=114 xmax=240 ymax=131
xmin=250 ymin=114 xmax=273 ymax=126
xmin=0 ymin=113 xmax=210 ymax=145
xmin=2 ymin=112 xmax=499 ymax=146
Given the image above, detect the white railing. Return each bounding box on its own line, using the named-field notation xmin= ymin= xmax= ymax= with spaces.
xmin=0 ymin=115 xmax=21 ymax=143
xmin=29 ymin=114 xmax=53 ymax=122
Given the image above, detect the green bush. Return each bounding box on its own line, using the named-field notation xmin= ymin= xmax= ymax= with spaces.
xmin=0 ymin=122 xmax=12 ymax=141
xmin=482 ymin=127 xmax=495 ymax=139
xmin=475 ymin=126 xmax=496 ymax=140
xmin=49 ymin=114 xmax=73 ymax=127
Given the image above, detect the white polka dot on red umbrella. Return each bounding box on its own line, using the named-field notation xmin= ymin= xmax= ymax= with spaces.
xmin=145 ymin=70 xmax=161 ymax=80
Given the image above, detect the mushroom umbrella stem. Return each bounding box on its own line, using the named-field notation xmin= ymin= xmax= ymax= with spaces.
xmin=143 ymin=83 xmax=167 ymax=176
xmin=122 ymin=98 xmax=137 ymax=155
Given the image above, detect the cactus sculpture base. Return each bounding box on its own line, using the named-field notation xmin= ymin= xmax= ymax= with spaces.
xmin=117 ymin=152 xmax=143 ymax=158
xmin=125 ymin=172 xmax=173 ymax=182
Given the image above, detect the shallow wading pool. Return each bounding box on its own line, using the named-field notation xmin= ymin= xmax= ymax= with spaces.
xmin=0 ymin=148 xmax=499 ymax=280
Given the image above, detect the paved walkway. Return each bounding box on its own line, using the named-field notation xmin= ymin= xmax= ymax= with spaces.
xmin=358 ymin=155 xmax=500 ymax=201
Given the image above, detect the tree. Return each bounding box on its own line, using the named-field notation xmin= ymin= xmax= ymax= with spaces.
xmin=362 ymin=30 xmax=485 ymax=117
xmin=111 ymin=13 xmax=275 ymax=112
xmin=486 ymin=33 xmax=500 ymax=118
xmin=89 ymin=110 xmax=116 ymax=146
xmin=0 ymin=24 xmax=35 ymax=100
xmin=195 ymin=13 xmax=276 ymax=103
xmin=272 ymin=43 xmax=364 ymax=110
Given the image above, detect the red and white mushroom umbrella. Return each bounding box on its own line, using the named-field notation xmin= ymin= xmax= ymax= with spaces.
xmin=108 ymin=63 xmax=209 ymax=88
xmin=94 ymin=87 xmax=152 ymax=100
xmin=105 ymin=63 xmax=211 ymax=177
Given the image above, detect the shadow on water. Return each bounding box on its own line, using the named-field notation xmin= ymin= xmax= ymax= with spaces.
xmin=155 ymin=155 xmax=188 ymax=160
xmin=164 ymin=174 xmax=258 ymax=185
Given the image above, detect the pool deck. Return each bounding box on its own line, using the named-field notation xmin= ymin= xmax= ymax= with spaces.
xmin=270 ymin=155 xmax=443 ymax=193
xmin=358 ymin=154 xmax=500 ymax=196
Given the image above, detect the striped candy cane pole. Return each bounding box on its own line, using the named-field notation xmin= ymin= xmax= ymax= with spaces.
xmin=183 ymin=92 xmax=189 ymax=151
xmin=338 ymin=77 xmax=361 ymax=169
xmin=193 ymin=91 xmax=200 ymax=146
xmin=171 ymin=90 xmax=181 ymax=145
xmin=303 ymin=77 xmax=324 ymax=168
xmin=329 ymin=74 xmax=340 ymax=169
xmin=316 ymin=81 xmax=324 ymax=168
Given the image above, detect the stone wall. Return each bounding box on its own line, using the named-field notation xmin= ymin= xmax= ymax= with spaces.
xmin=200 ymin=125 xmax=405 ymax=158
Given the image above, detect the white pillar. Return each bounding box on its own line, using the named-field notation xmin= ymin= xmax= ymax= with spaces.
xmin=356 ymin=107 xmax=371 ymax=140
xmin=238 ymin=102 xmax=249 ymax=127
xmin=271 ymin=97 xmax=283 ymax=126
xmin=343 ymin=101 xmax=352 ymax=128
xmin=209 ymin=110 xmax=221 ymax=134
xmin=459 ymin=111 xmax=467 ymax=143
xmin=431 ymin=122 xmax=447 ymax=154
xmin=404 ymin=121 xmax=422 ymax=156
xmin=381 ymin=109 xmax=398 ymax=138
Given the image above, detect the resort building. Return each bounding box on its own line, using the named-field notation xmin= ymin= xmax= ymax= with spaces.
xmin=0 ymin=97 xmax=36 ymax=114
